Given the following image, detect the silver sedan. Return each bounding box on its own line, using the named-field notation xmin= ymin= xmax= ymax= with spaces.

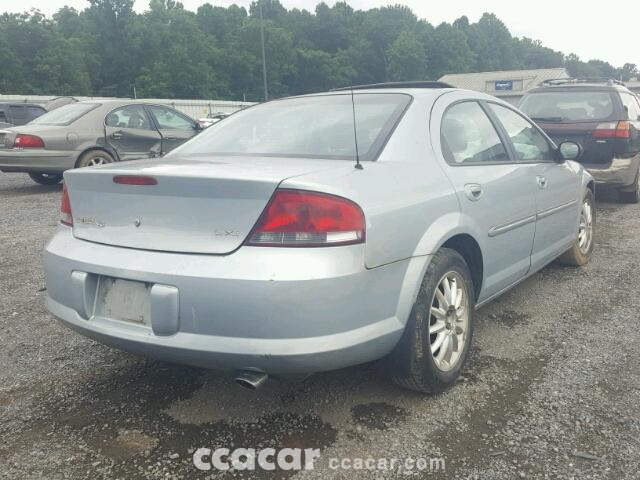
xmin=43 ymin=83 xmax=594 ymax=393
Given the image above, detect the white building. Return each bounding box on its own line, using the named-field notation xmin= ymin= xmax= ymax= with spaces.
xmin=439 ymin=68 xmax=571 ymax=104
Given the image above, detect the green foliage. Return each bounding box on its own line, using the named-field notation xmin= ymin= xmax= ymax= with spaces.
xmin=0 ymin=1 xmax=634 ymax=99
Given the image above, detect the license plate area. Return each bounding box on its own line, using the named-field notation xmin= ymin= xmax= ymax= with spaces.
xmin=95 ymin=276 xmax=152 ymax=326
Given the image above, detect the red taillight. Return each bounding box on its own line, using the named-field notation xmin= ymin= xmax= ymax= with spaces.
xmin=246 ymin=189 xmax=365 ymax=247
xmin=592 ymin=121 xmax=631 ymax=139
xmin=14 ymin=134 xmax=45 ymax=148
xmin=113 ymin=175 xmax=158 ymax=185
xmin=60 ymin=183 xmax=73 ymax=226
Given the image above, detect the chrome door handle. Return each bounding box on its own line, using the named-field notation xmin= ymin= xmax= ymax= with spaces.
xmin=110 ymin=131 xmax=123 ymax=140
xmin=536 ymin=176 xmax=548 ymax=189
xmin=464 ymin=183 xmax=483 ymax=201
xmin=164 ymin=136 xmax=178 ymax=141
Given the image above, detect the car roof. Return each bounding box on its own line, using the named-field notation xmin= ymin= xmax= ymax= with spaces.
xmin=292 ymin=86 xmax=506 ymax=106
xmin=0 ymin=102 xmax=45 ymax=108
xmin=76 ymin=99 xmax=135 ymax=106
xmin=527 ymin=84 xmax=633 ymax=94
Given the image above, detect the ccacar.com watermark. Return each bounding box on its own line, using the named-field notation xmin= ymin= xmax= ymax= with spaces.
xmin=193 ymin=447 xmax=445 ymax=473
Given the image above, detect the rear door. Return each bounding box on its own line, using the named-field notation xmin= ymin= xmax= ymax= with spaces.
xmin=145 ymin=105 xmax=199 ymax=154
xmin=437 ymin=98 xmax=537 ymax=301
xmin=488 ymin=102 xmax=581 ymax=270
xmin=105 ymin=104 xmax=162 ymax=161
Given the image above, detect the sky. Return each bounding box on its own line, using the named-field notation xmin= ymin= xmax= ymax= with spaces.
xmin=3 ymin=0 xmax=639 ymax=68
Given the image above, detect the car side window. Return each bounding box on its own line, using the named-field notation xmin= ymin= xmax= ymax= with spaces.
xmin=621 ymin=93 xmax=640 ymax=121
xmin=9 ymin=105 xmax=26 ymax=122
xmin=27 ymin=106 xmax=45 ymax=120
xmin=440 ymin=101 xmax=510 ymax=164
xmin=148 ymin=106 xmax=194 ymax=131
xmin=105 ymin=105 xmax=152 ymax=130
xmin=489 ymin=104 xmax=554 ymax=162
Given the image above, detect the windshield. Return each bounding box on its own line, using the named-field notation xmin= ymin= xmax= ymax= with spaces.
xmin=171 ymin=93 xmax=412 ymax=161
xmin=29 ymin=103 xmax=99 ymax=126
xmin=519 ymin=91 xmax=615 ymax=122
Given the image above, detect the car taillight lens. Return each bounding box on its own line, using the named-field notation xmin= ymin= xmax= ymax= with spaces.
xmin=592 ymin=121 xmax=631 ymax=139
xmin=60 ymin=183 xmax=73 ymax=226
xmin=246 ymin=189 xmax=365 ymax=247
xmin=14 ymin=134 xmax=45 ymax=148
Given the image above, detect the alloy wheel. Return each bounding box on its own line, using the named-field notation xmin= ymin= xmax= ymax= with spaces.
xmin=87 ymin=155 xmax=111 ymax=166
xmin=578 ymin=199 xmax=593 ymax=255
xmin=429 ymin=272 xmax=469 ymax=372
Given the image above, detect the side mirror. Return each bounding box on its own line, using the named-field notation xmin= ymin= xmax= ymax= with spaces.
xmin=194 ymin=122 xmax=203 ymax=131
xmin=557 ymin=141 xmax=582 ymax=161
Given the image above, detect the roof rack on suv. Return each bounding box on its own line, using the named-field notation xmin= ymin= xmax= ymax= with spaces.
xmin=332 ymin=81 xmax=454 ymax=92
xmin=540 ymin=77 xmax=625 ymax=87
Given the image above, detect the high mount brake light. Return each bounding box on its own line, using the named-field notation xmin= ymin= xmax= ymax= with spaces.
xmin=113 ymin=175 xmax=158 ymax=185
xmin=60 ymin=183 xmax=73 ymax=226
xmin=246 ymin=189 xmax=366 ymax=247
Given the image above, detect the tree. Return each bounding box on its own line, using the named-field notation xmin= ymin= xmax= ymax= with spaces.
xmin=387 ymin=31 xmax=427 ymax=81
xmin=619 ymin=63 xmax=639 ymax=81
xmin=464 ymin=13 xmax=521 ymax=72
xmin=427 ymin=23 xmax=476 ymax=79
xmin=0 ymin=2 xmax=636 ymax=99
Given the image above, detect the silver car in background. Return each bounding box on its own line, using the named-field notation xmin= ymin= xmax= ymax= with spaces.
xmin=43 ymin=83 xmax=594 ymax=393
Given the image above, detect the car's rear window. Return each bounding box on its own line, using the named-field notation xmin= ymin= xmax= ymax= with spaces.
xmin=519 ymin=91 xmax=616 ymax=122
xmin=172 ymin=93 xmax=412 ymax=161
xmin=29 ymin=103 xmax=99 ymax=126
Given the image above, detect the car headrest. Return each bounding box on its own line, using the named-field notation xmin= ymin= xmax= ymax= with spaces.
xmin=106 ymin=113 xmax=118 ymax=127
xmin=442 ymin=118 xmax=468 ymax=153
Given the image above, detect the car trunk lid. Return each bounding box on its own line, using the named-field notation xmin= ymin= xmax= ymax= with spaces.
xmin=64 ymin=156 xmax=344 ymax=254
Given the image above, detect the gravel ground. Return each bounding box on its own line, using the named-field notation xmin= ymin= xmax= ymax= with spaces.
xmin=0 ymin=172 xmax=638 ymax=479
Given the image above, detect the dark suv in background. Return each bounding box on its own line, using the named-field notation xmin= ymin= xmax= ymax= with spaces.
xmin=0 ymin=102 xmax=47 ymax=128
xmin=520 ymin=79 xmax=640 ymax=203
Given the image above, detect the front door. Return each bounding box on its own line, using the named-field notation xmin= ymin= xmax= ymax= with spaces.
xmin=105 ymin=104 xmax=162 ymax=161
xmin=487 ymin=102 xmax=581 ymax=270
xmin=437 ymin=99 xmax=538 ymax=302
xmin=146 ymin=105 xmax=199 ymax=155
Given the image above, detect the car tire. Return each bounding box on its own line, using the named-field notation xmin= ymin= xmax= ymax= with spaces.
xmin=383 ymin=248 xmax=475 ymax=393
xmin=28 ymin=173 xmax=63 ymax=185
xmin=557 ymin=189 xmax=595 ymax=266
xmin=618 ymin=171 xmax=640 ymax=204
xmin=76 ymin=150 xmax=115 ymax=168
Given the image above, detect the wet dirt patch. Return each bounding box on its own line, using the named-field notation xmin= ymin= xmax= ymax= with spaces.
xmin=350 ymin=402 xmax=408 ymax=430
xmin=425 ymin=355 xmax=547 ymax=478
xmin=111 ymin=412 xmax=338 ymax=479
xmin=489 ymin=309 xmax=530 ymax=328
xmin=87 ymin=430 xmax=159 ymax=462
xmin=4 ymin=360 xmax=339 ymax=480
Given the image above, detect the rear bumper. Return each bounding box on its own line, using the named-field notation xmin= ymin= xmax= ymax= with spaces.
xmin=44 ymin=227 xmax=423 ymax=374
xmin=0 ymin=149 xmax=77 ymax=173
xmin=582 ymin=156 xmax=640 ymax=188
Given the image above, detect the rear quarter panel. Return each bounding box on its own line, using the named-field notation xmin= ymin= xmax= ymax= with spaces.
xmin=280 ymin=95 xmax=462 ymax=269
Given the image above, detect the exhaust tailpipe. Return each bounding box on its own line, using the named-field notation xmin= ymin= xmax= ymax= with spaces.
xmin=234 ymin=370 xmax=269 ymax=390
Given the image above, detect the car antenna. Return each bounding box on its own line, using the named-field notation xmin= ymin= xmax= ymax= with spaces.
xmin=350 ymin=85 xmax=364 ymax=170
